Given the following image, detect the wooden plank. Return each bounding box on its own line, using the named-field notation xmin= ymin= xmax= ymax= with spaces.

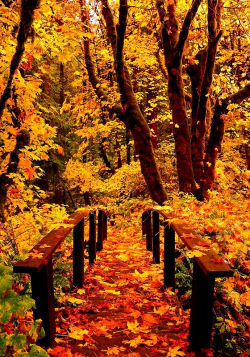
xmin=13 ymin=209 xmax=89 ymax=273
xmin=153 ymin=209 xmax=233 ymax=278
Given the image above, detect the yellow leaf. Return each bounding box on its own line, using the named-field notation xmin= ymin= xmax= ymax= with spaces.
xmin=127 ymin=320 xmax=139 ymax=333
xmin=105 ymin=346 xmax=120 ymax=355
xmin=68 ymin=297 xmax=84 ymax=305
xmin=167 ymin=346 xmax=185 ymax=357
xmin=186 ymin=249 xmax=205 ymax=258
xmin=105 ymin=289 xmax=120 ymax=295
xmin=77 ymin=289 xmax=86 ymax=295
xmin=124 ymin=335 xmax=144 ymax=348
xmin=68 ymin=328 xmax=89 ymax=340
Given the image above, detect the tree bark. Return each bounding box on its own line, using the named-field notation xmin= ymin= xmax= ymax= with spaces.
xmin=156 ymin=0 xmax=202 ymax=193
xmin=80 ymin=0 xmax=168 ymax=204
xmin=191 ymin=0 xmax=222 ymax=185
xmin=0 ymin=0 xmax=41 ymax=122
xmin=0 ymin=130 xmax=30 ymax=221
xmin=202 ymin=84 xmax=250 ymax=196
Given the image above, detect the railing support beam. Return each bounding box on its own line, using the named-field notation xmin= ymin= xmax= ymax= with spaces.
xmin=97 ymin=210 xmax=104 ymax=251
xmin=164 ymin=221 xmax=175 ymax=288
xmin=89 ymin=211 xmax=96 ymax=264
xmin=73 ymin=218 xmax=84 ymax=287
xmin=30 ymin=258 xmax=55 ymax=346
xmin=152 ymin=211 xmax=160 ymax=264
xmin=189 ymin=260 xmax=215 ymax=351
xmin=103 ymin=214 xmax=107 ymax=240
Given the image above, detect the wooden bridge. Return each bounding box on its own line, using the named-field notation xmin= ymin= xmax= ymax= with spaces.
xmin=13 ymin=207 xmax=233 ymax=354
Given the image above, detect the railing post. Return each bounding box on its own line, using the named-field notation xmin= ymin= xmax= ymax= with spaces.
xmin=96 ymin=210 xmax=104 ymax=251
xmin=164 ymin=221 xmax=175 ymax=288
xmin=103 ymin=213 xmax=107 ymax=240
xmin=145 ymin=210 xmax=153 ymax=251
xmin=142 ymin=210 xmax=152 ymax=251
xmin=30 ymin=258 xmax=55 ymax=346
xmin=152 ymin=211 xmax=160 ymax=264
xmin=142 ymin=211 xmax=147 ymax=237
xmin=89 ymin=211 xmax=96 ymax=264
xmin=73 ymin=218 xmax=84 ymax=288
xmin=189 ymin=260 xmax=215 ymax=351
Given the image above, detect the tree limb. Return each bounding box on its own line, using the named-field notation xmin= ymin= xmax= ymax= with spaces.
xmin=222 ymin=83 xmax=250 ymax=106
xmin=100 ymin=0 xmax=117 ymax=55
xmin=116 ymin=0 xmax=128 ymax=74
xmin=177 ymin=0 xmax=203 ymax=56
xmin=79 ymin=0 xmax=124 ymax=120
xmin=202 ymin=83 xmax=250 ymax=194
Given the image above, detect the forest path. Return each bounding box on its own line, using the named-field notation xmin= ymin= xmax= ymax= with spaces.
xmin=47 ymin=216 xmax=192 ymax=357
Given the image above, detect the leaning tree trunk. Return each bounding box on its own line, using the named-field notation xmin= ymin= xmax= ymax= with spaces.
xmin=80 ymin=0 xmax=168 ymax=204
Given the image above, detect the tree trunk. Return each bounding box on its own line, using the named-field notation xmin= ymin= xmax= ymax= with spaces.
xmin=168 ymin=67 xmax=196 ymax=193
xmin=0 ymin=130 xmax=30 ymax=221
xmin=126 ymin=126 xmax=131 ymax=164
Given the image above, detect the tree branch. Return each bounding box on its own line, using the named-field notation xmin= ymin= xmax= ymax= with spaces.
xmin=177 ymin=0 xmax=203 ymax=55
xmin=222 ymin=83 xmax=250 ymax=106
xmin=202 ymin=83 xmax=250 ymax=194
xmin=79 ymin=0 xmax=124 ymax=121
xmin=100 ymin=0 xmax=117 ymax=55
xmin=156 ymin=0 xmax=178 ymax=50
xmin=116 ymin=0 xmax=128 ymax=73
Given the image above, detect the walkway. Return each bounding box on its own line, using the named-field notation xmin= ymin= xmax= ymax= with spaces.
xmin=47 ymin=217 xmax=193 ymax=357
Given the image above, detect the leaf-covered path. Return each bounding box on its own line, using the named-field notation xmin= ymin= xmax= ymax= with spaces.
xmin=47 ymin=217 xmax=192 ymax=357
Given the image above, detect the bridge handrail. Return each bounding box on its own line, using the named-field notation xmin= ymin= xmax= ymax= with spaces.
xmin=13 ymin=208 xmax=108 ymax=346
xmin=141 ymin=208 xmax=233 ymax=352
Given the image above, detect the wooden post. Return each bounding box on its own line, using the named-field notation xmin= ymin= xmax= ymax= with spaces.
xmin=89 ymin=211 xmax=96 ymax=264
xmin=164 ymin=221 xmax=175 ymax=288
xmin=73 ymin=218 xmax=84 ymax=288
xmin=142 ymin=211 xmax=147 ymax=240
xmin=189 ymin=260 xmax=215 ymax=350
xmin=145 ymin=210 xmax=153 ymax=251
xmin=103 ymin=213 xmax=107 ymax=240
xmin=30 ymin=258 xmax=55 ymax=346
xmin=96 ymin=210 xmax=104 ymax=251
xmin=152 ymin=211 xmax=160 ymax=264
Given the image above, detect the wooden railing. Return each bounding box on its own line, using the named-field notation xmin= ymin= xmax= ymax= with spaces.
xmin=141 ymin=209 xmax=233 ymax=351
xmin=13 ymin=209 xmax=108 ymax=346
